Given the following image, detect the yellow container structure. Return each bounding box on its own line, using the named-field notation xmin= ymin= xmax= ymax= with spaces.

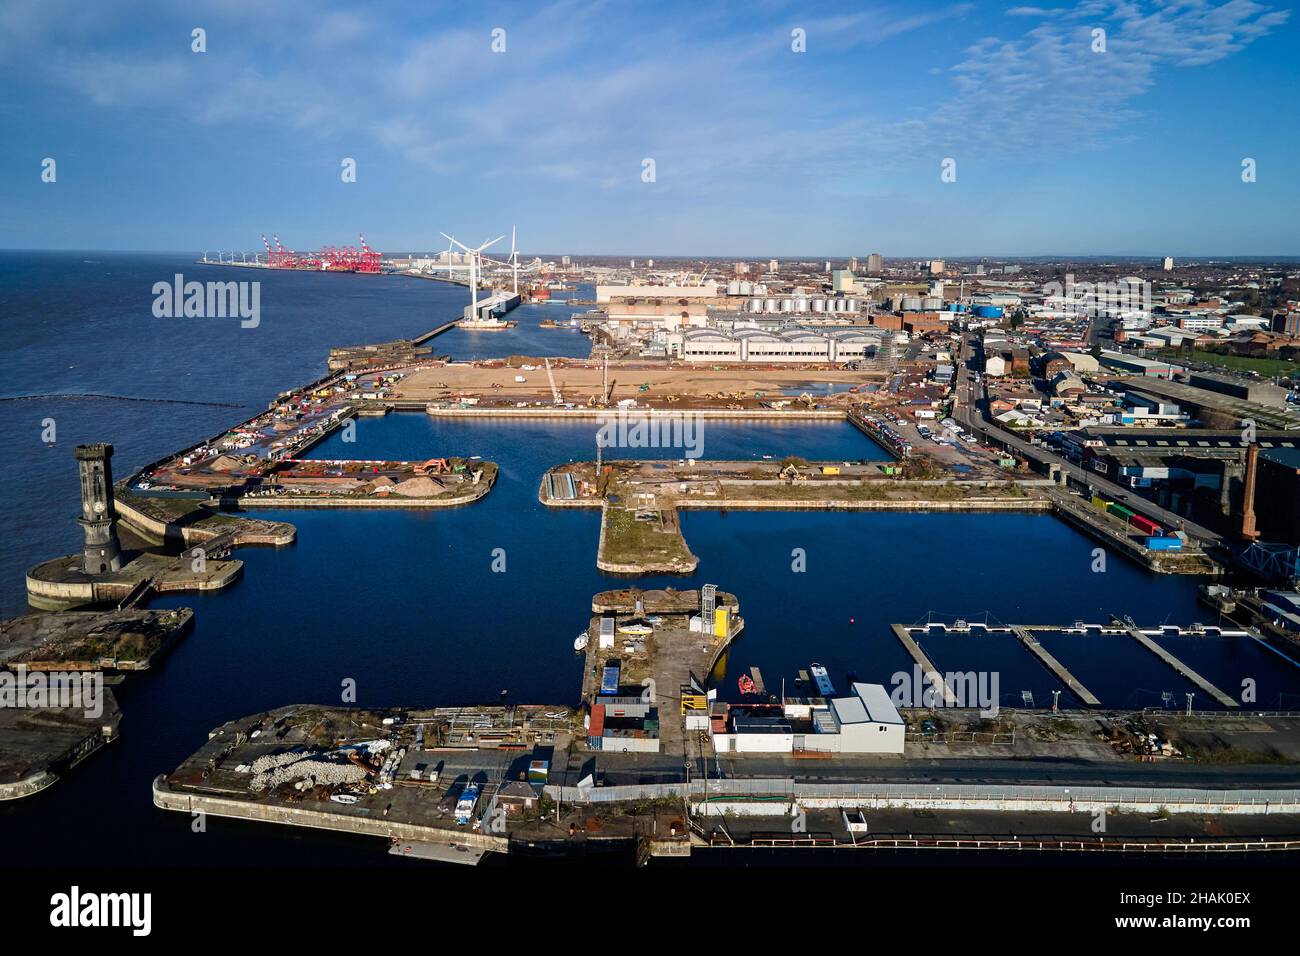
xmin=820 ymin=466 xmax=841 ymax=475
xmin=714 ymin=607 xmax=730 ymax=637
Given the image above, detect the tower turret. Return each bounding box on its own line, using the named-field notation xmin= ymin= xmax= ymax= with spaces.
xmin=75 ymin=443 xmax=123 ymax=574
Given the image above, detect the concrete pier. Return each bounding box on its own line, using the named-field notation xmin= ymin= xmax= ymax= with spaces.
xmin=890 ymin=624 xmax=958 ymax=706
xmin=1012 ymin=627 xmax=1102 ymax=707
xmin=1122 ymin=626 xmax=1239 ymax=708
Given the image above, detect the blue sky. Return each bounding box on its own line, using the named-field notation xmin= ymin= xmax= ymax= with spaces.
xmin=2 ymin=0 xmax=1296 ymax=256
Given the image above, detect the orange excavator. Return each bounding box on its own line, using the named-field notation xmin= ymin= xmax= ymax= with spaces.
xmin=414 ymin=458 xmax=450 ymax=475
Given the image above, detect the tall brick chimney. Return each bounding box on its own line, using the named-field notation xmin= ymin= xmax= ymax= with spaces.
xmin=1240 ymin=442 xmax=1261 ymax=542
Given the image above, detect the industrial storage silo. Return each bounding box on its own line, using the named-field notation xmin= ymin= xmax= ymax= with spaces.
xmin=727 ymin=280 xmax=741 ymax=296
xmin=794 ymin=297 xmax=808 ymax=312
xmin=765 ymin=298 xmax=778 ymax=313
xmin=780 ymin=298 xmax=793 ymax=312
xmin=812 ymin=299 xmax=825 ymax=312
xmin=749 ymin=297 xmax=764 ymax=312
xmin=740 ymin=281 xmax=752 ymax=295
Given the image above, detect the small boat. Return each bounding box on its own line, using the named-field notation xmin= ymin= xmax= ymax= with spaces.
xmin=573 ymin=632 xmax=589 ymax=651
xmin=810 ymin=663 xmax=835 ymax=696
xmin=618 ymin=622 xmax=653 ymax=636
xmin=738 ymin=674 xmax=757 ymax=695
xmin=455 ymin=784 xmax=480 ymax=825
xmin=330 ymin=794 xmax=359 ymax=805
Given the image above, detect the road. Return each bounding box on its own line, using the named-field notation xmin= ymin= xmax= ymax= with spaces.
xmin=543 ymin=749 xmax=1300 ymax=790
xmin=952 ymin=334 xmax=1224 ymax=547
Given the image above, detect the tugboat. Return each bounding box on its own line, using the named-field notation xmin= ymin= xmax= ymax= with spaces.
xmin=737 ymin=674 xmax=757 ymax=695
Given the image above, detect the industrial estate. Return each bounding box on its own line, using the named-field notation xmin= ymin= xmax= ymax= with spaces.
xmin=6 ymin=246 xmax=1300 ymax=867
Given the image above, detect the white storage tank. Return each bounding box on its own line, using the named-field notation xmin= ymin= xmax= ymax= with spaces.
xmin=765 ymin=298 xmax=778 ymax=313
xmin=795 ymin=297 xmax=808 ymax=312
xmin=739 ymin=281 xmax=752 ymax=295
xmin=727 ymin=280 xmax=741 ymax=295
xmin=780 ymin=299 xmax=793 ymax=312
xmin=812 ymin=299 xmax=825 ymax=312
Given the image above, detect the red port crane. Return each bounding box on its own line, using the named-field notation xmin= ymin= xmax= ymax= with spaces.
xmin=261 ymin=233 xmax=381 ymax=272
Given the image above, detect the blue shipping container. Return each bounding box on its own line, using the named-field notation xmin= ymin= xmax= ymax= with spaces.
xmin=600 ymin=665 xmax=621 ymax=694
xmin=973 ymin=305 xmax=1005 ymax=318
xmin=1145 ymin=535 xmax=1183 ymax=551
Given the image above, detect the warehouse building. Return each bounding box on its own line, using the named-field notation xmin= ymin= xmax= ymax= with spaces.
xmin=1099 ymin=351 xmax=1182 ymax=378
xmin=666 ymin=327 xmax=894 ymax=364
xmin=711 ymin=682 xmax=905 ymax=755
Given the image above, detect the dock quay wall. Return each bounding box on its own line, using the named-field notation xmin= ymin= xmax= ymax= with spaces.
xmin=0 ymin=770 xmax=57 ymax=801
xmin=152 ymin=777 xmax=508 ymax=853
xmin=422 ymin=406 xmax=846 ymax=421
xmin=25 ymin=562 xmax=242 ymax=609
xmin=113 ymin=493 xmax=295 ymax=547
xmin=235 ymin=489 xmax=489 ymax=510
xmin=674 ymin=497 xmax=1051 ymax=513
xmin=541 ymin=780 xmax=1300 ymax=816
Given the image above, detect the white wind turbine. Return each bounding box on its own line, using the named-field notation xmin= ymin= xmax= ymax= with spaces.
xmin=441 ymin=232 xmax=503 ymax=318
xmin=510 ymin=225 xmax=518 ymax=295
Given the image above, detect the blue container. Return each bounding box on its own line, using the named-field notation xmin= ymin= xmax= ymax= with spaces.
xmin=1145 ymin=535 xmax=1183 ymax=551
xmin=973 ymin=305 xmax=1004 ymax=319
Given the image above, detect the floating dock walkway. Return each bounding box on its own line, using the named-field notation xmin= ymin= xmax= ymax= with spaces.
xmin=1120 ymin=625 xmax=1239 ymax=708
xmin=1011 ymin=627 xmax=1101 ymax=707
xmin=890 ymin=624 xmax=958 ymax=706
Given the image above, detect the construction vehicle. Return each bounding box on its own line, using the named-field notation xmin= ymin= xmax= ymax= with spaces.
xmin=414 ymin=458 xmax=450 ymax=475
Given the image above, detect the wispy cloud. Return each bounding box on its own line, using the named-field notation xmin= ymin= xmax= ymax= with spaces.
xmin=3 ymin=0 xmax=1289 ymax=200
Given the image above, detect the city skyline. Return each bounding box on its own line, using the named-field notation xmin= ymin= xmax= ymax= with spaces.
xmin=3 ymin=0 xmax=1297 ymax=256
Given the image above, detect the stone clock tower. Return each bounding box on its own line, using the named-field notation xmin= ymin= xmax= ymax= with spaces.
xmin=75 ymin=443 xmax=123 ymax=575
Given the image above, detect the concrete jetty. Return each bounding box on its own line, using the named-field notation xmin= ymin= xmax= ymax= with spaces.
xmin=1012 ymin=627 xmax=1102 ymax=707
xmin=1121 ymin=626 xmax=1239 ymax=708
xmin=890 ymin=624 xmax=958 ymax=706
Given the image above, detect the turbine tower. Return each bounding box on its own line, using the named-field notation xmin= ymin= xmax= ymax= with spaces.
xmin=510 ymin=226 xmax=519 ymax=295
xmin=441 ymin=232 xmax=503 ymax=319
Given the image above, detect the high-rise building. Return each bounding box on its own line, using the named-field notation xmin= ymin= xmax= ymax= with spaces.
xmin=866 ymin=253 xmax=883 ymax=273
xmin=561 ymin=255 xmax=571 ymax=267
xmin=769 ymin=259 xmax=778 ymax=273
xmin=76 ymin=443 xmax=123 ymax=575
xmin=849 ymin=257 xmax=858 ymax=271
xmin=929 ymin=259 xmax=945 ymax=275
xmin=1163 ymin=256 xmax=1175 ymax=271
